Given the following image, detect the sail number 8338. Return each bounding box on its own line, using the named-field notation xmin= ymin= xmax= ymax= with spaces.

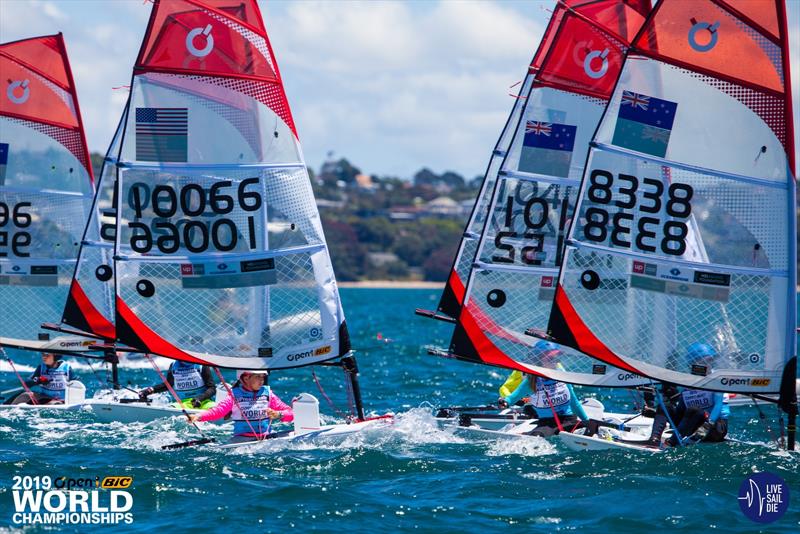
xmin=125 ymin=179 xmax=262 ymax=254
xmin=583 ymin=169 xmax=693 ymax=256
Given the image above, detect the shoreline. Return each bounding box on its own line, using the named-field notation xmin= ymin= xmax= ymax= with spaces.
xmin=340 ymin=282 xmax=800 ymax=292
xmin=339 ymin=280 xmax=444 ymax=289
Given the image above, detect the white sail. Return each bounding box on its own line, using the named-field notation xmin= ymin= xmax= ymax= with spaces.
xmin=547 ymin=0 xmax=796 ymax=394
xmin=99 ymin=0 xmax=348 ymax=369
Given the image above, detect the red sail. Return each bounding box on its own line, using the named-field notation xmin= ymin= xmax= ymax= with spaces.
xmin=134 ymin=0 xmax=295 ymax=136
xmin=0 ymin=34 xmax=92 ymax=179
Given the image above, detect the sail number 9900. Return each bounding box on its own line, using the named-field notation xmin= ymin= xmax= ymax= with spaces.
xmin=126 ymin=178 xmax=261 ymax=254
xmin=583 ymin=169 xmax=693 ymax=256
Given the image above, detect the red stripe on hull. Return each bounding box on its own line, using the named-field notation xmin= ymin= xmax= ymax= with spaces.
xmin=116 ymin=297 xmax=210 ymax=365
xmin=69 ymin=281 xmax=115 ymax=339
xmin=460 ymin=304 xmax=544 ymax=376
xmin=554 ymin=285 xmax=642 ymax=374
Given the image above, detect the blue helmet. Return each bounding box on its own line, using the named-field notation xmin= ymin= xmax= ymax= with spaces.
xmin=687 ymin=342 xmax=716 ymax=362
xmin=532 ymin=340 xmax=561 ymax=358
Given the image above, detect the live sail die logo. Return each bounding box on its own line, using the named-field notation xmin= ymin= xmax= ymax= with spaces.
xmin=10 ymin=475 xmax=134 ymax=526
xmin=738 ymin=472 xmax=789 ymax=523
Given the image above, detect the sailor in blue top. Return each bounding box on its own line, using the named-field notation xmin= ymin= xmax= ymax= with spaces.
xmin=669 ymin=342 xmax=730 ymax=445
xmin=6 ymin=352 xmax=75 ymax=405
xmin=647 ymin=342 xmax=730 ymax=446
xmin=138 ymin=361 xmax=216 ymax=409
xmin=502 ymin=341 xmax=589 ymax=437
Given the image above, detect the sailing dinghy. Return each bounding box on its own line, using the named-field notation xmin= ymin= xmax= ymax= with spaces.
xmin=539 ymin=0 xmax=798 ymax=452
xmin=57 ymin=0 xmax=391 ymax=440
xmin=0 ymin=34 xmax=98 ymax=409
xmin=418 ymin=0 xmax=658 ymax=439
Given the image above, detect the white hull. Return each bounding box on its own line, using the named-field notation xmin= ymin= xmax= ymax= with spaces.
xmin=558 ymin=429 xmax=664 ymax=453
xmin=436 ymin=398 xmax=654 ymax=439
xmin=216 ymin=416 xmax=394 ymax=449
xmin=87 ymin=400 xmax=216 ymax=424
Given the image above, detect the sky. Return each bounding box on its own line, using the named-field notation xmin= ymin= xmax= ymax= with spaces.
xmin=0 ymin=0 xmax=798 ymax=180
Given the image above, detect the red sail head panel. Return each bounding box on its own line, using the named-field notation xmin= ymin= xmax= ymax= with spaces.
xmin=0 ymin=55 xmax=79 ymax=129
xmin=0 ymin=35 xmax=70 ymax=88
xmin=531 ymin=5 xmax=568 ymax=71
xmin=634 ymin=0 xmax=784 ymax=94
xmin=137 ymin=0 xmax=277 ymax=81
xmin=723 ymin=0 xmax=779 ymax=38
xmin=537 ymin=14 xmax=626 ymax=99
xmin=576 ymin=0 xmax=649 ymax=42
xmin=531 ymin=0 xmax=650 ymax=71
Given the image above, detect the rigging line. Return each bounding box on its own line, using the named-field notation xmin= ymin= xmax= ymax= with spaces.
xmin=212 ymin=367 xmax=263 ymax=441
xmin=751 ymin=396 xmax=780 ymax=450
xmin=627 ymin=388 xmax=642 ymax=412
xmin=82 ymin=356 xmax=109 ymax=392
xmin=311 ymin=369 xmax=347 ymax=419
xmin=342 ymin=364 xmax=356 ymax=418
xmin=145 ymin=354 xmax=210 ymax=439
xmin=2 ymin=348 xmax=37 ymax=405
xmin=540 ymin=380 xmax=564 ymax=432
xmin=654 ymin=385 xmax=684 ymax=447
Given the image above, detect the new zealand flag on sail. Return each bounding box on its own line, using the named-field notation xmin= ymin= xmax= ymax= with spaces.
xmin=612 ymin=91 xmax=677 ymax=158
xmin=519 ymin=121 xmax=577 ymax=178
xmin=135 ymin=108 xmax=188 ymax=162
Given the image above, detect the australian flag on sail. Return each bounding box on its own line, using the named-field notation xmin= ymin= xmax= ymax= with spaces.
xmin=612 ymin=91 xmax=677 ymax=158
xmin=135 ymin=108 xmax=188 ymax=162
xmin=0 ymin=143 xmax=8 ymax=186
xmin=519 ymin=121 xmax=577 ymax=178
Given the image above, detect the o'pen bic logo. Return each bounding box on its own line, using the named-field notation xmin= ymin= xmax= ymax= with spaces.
xmin=738 ymin=472 xmax=789 ymax=523
xmin=688 ymin=19 xmax=720 ymax=52
xmin=583 ymin=48 xmax=610 ymax=79
xmin=186 ymin=24 xmax=214 ymax=57
xmin=7 ymin=79 xmax=30 ymax=104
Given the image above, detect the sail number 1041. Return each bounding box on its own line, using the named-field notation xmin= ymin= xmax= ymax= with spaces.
xmin=583 ymin=169 xmax=693 ymax=256
xmin=125 ymin=179 xmax=262 ymax=254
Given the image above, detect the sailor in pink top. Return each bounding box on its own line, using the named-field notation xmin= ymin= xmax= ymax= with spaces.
xmin=190 ymin=370 xmax=292 ymax=442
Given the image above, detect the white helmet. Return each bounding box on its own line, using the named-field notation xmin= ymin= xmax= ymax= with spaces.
xmin=237 ymin=369 xmax=269 ymax=380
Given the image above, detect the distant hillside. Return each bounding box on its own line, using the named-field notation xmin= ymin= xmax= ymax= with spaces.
xmin=90 ymin=155 xmax=800 ymax=283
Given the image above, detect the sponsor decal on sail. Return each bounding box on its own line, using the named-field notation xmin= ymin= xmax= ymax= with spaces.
xmin=630 ymin=260 xmax=730 ymax=302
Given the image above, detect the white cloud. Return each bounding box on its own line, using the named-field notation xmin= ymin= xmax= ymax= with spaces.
xmin=268 ymin=0 xmax=543 ymax=177
xmin=1 ymin=0 xmax=797 ymax=178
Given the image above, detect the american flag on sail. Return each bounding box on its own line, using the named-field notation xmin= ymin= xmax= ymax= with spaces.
xmin=519 ymin=120 xmax=576 ymax=178
xmin=135 ymin=107 xmax=188 ymax=162
xmin=612 ymin=90 xmax=677 ymax=158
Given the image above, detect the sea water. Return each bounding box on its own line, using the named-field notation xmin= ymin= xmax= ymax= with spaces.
xmin=0 ymin=288 xmax=798 ymax=532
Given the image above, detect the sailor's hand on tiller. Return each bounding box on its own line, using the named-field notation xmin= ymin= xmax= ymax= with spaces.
xmin=187 ymin=414 xmax=200 ymax=423
xmin=267 ymin=409 xmax=281 ymax=420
